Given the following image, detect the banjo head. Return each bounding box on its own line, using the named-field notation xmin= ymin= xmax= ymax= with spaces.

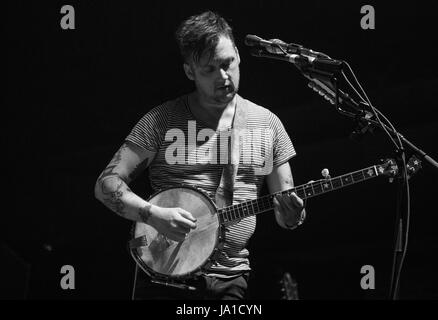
xmin=130 ymin=185 xmax=221 ymax=279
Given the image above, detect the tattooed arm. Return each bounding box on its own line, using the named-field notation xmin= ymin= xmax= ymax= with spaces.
xmin=266 ymin=162 xmax=306 ymax=230
xmin=94 ymin=141 xmax=197 ymax=242
xmin=94 ymin=141 xmax=155 ymax=223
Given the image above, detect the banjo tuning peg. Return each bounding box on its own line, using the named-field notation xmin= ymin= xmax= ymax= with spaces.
xmin=321 ymin=168 xmax=331 ymax=179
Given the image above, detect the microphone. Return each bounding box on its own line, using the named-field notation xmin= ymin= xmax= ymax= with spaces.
xmin=249 ymin=47 xmax=308 ymax=65
xmin=244 ymin=34 xmax=272 ymax=47
xmin=245 ymin=34 xmax=343 ymax=72
xmin=245 ymin=34 xmax=330 ymax=57
xmin=245 ymin=34 xmax=301 ymax=54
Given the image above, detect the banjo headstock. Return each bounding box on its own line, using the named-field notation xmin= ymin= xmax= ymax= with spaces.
xmin=376 ymin=156 xmax=422 ymax=182
xmin=406 ymin=155 xmax=422 ymax=179
xmin=376 ymin=158 xmax=399 ymax=178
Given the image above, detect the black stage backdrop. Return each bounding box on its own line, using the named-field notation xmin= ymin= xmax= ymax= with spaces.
xmin=4 ymin=0 xmax=438 ymax=300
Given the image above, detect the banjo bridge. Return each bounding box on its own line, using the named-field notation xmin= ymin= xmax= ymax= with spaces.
xmin=128 ymin=233 xmax=173 ymax=253
xmin=149 ymin=233 xmax=172 ymax=252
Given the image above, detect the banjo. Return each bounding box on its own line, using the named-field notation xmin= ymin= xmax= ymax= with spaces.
xmin=128 ymin=157 xmax=418 ymax=282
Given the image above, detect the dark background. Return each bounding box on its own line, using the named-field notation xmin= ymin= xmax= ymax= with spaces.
xmin=4 ymin=0 xmax=438 ymax=300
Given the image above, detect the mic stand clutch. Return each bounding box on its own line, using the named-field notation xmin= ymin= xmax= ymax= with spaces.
xmin=331 ymin=102 xmax=438 ymax=170
xmin=299 ymin=65 xmax=375 ymax=140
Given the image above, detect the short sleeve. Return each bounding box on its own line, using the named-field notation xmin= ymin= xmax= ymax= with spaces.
xmin=125 ymin=104 xmax=169 ymax=152
xmin=269 ymin=112 xmax=296 ymax=167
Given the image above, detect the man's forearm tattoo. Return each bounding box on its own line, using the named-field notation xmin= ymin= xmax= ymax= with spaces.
xmin=101 ymin=179 xmax=131 ymax=216
xmin=139 ymin=203 xmax=152 ymax=224
xmin=284 ymin=173 xmax=294 ymax=187
xmin=98 ymin=144 xmax=133 ymax=215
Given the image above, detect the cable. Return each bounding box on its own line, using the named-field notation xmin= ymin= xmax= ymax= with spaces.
xmin=342 ymin=61 xmax=403 ymax=150
xmin=341 ymin=69 xmax=368 ymax=104
xmin=373 ymin=108 xmax=403 ymax=148
xmin=341 ymin=61 xmax=410 ymax=300
xmin=342 ymin=61 xmax=401 ymax=148
xmin=131 ymin=264 xmax=139 ymax=300
xmin=389 ymin=174 xmax=403 ymax=296
xmin=391 ymin=157 xmax=411 ymax=299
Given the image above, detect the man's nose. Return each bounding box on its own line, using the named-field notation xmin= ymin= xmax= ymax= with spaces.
xmin=219 ymin=68 xmax=229 ymax=80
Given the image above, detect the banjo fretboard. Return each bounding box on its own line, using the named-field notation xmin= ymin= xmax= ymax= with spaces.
xmin=218 ymin=163 xmax=388 ymax=224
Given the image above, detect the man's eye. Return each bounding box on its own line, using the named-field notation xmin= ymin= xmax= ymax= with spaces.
xmin=204 ymin=67 xmax=214 ymax=73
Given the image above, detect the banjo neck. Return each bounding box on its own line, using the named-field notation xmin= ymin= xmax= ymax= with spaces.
xmin=218 ymin=161 xmax=397 ymax=224
xmin=128 ymin=158 xmax=415 ymax=279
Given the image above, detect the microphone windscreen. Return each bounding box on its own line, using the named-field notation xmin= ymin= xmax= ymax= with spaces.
xmin=244 ymin=34 xmax=262 ymax=47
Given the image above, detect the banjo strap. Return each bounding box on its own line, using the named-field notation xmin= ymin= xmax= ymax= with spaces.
xmin=215 ymin=95 xmax=248 ymax=209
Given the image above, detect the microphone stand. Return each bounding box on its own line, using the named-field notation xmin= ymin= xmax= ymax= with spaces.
xmin=248 ymin=43 xmax=437 ymax=298
xmin=298 ymin=64 xmax=438 ymax=300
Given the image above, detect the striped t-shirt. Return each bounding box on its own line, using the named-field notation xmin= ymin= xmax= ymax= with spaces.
xmin=126 ymin=93 xmax=296 ymax=277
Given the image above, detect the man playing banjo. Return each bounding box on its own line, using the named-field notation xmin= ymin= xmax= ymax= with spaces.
xmin=94 ymin=10 xmax=306 ymax=300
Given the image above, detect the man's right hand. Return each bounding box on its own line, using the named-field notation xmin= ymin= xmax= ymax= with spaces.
xmin=148 ymin=206 xmax=197 ymax=242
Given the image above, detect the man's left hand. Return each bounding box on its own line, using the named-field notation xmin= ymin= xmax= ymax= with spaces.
xmin=273 ymin=192 xmax=305 ymax=228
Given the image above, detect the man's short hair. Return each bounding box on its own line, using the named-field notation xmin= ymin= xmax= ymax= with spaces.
xmin=175 ymin=11 xmax=235 ymax=65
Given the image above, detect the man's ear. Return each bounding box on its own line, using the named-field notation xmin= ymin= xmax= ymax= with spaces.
xmin=235 ymin=46 xmax=241 ymax=64
xmin=183 ymin=63 xmax=195 ymax=81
